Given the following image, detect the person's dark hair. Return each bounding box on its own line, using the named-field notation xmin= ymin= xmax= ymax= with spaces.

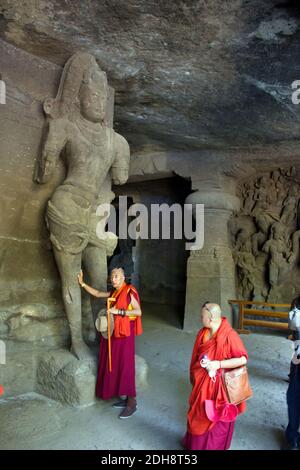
xmin=291 ymin=296 xmax=300 ymax=310
xmin=202 ymin=301 xmax=210 ymax=308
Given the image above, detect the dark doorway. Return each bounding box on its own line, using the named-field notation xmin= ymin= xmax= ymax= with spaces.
xmin=112 ymin=175 xmax=191 ymax=328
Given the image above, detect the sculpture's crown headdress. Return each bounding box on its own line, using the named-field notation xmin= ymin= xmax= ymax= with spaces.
xmin=44 ymin=52 xmax=107 ymax=120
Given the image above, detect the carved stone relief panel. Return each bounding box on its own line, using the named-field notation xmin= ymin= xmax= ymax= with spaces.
xmin=230 ymin=167 xmax=300 ymax=302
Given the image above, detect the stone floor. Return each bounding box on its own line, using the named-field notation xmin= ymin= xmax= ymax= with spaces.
xmin=0 ymin=303 xmax=292 ymax=450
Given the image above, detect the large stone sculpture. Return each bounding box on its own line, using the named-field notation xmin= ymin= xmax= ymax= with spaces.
xmin=231 ymin=167 xmax=300 ymax=302
xmin=34 ymin=52 xmax=130 ymax=359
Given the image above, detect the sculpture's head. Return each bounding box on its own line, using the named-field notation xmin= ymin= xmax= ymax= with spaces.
xmin=272 ymin=170 xmax=280 ymax=183
xmin=271 ymin=222 xmax=284 ymax=240
xmin=79 ymin=60 xmax=108 ymax=123
xmin=259 ymin=176 xmax=268 ymax=187
xmin=44 ymin=52 xmax=108 ymax=123
xmin=237 ymin=228 xmax=247 ymax=242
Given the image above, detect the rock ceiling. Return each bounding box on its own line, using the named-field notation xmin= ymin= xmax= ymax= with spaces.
xmin=1 ymin=0 xmax=300 ymax=154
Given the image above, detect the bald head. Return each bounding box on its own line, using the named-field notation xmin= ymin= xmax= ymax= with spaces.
xmin=204 ymin=303 xmax=221 ymax=320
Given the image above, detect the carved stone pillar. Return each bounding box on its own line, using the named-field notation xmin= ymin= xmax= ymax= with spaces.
xmin=184 ymin=174 xmax=240 ymax=331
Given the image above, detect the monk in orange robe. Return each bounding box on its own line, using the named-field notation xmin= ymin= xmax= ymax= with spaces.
xmin=78 ymin=267 xmax=142 ymax=418
xmin=182 ymin=302 xmax=249 ymax=450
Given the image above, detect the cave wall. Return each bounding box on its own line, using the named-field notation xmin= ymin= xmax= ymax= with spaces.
xmin=0 ymin=39 xmax=71 ymax=347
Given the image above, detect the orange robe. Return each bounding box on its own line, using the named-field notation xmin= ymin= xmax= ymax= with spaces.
xmin=110 ymin=282 xmax=143 ymax=338
xmin=187 ymin=317 xmax=248 ymax=435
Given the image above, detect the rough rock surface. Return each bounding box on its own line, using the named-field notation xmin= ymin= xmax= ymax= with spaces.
xmin=1 ymin=0 xmax=300 ymax=152
xmin=36 ymin=350 xmax=98 ymax=406
xmin=36 ymin=351 xmax=148 ymax=406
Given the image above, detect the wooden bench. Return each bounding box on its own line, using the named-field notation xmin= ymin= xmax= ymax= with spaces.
xmin=228 ymin=299 xmax=290 ymax=334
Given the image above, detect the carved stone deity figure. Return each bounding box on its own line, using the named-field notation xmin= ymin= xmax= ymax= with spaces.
xmin=34 ymin=52 xmax=130 ymax=359
xmin=272 ymin=170 xmax=286 ymax=203
xmin=233 ymin=228 xmax=264 ymax=300
xmin=262 ymin=222 xmax=293 ymax=299
xmin=281 ymin=184 xmax=299 ymax=227
xmin=251 ymin=176 xmax=279 ymax=257
xmin=242 ymin=183 xmax=255 ymax=215
xmin=233 ymin=229 xmax=257 ymax=299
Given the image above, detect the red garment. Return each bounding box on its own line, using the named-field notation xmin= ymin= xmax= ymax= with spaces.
xmin=96 ymin=321 xmax=136 ymax=399
xmin=182 ymin=421 xmax=235 ymax=450
xmin=96 ymin=283 xmax=142 ymax=399
xmin=111 ymin=282 xmax=143 ymax=338
xmin=187 ymin=317 xmax=248 ymax=436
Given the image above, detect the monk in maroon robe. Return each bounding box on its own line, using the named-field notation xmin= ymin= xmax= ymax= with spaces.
xmin=78 ymin=267 xmax=142 ymax=418
xmin=182 ymin=302 xmax=249 ymax=450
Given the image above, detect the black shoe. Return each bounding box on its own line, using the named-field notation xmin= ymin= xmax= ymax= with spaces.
xmin=112 ymin=398 xmax=127 ymax=408
xmin=281 ymin=440 xmax=299 ymax=450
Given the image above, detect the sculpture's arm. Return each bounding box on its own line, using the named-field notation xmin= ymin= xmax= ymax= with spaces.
xmin=261 ymin=240 xmax=270 ymax=254
xmin=284 ymin=244 xmax=293 ymax=261
xmin=111 ymin=132 xmax=130 ymax=185
xmin=34 ymin=118 xmax=67 ymax=184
